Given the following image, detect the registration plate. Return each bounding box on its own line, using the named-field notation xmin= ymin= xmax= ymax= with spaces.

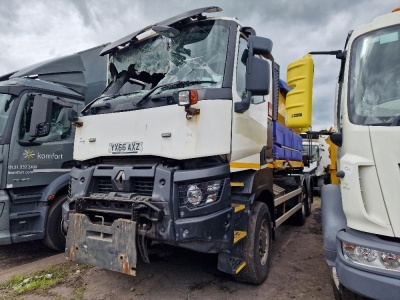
xmin=109 ymin=142 xmax=143 ymax=154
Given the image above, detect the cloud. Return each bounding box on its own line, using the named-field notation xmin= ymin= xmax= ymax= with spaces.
xmin=0 ymin=0 xmax=399 ymax=130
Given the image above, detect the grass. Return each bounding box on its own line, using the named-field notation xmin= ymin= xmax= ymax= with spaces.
xmin=73 ymin=286 xmax=86 ymax=300
xmin=0 ymin=262 xmax=91 ymax=300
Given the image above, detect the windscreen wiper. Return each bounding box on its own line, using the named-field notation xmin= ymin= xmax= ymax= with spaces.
xmin=81 ymin=94 xmax=112 ymax=115
xmin=134 ymin=80 xmax=216 ymax=108
xmin=103 ymin=71 xmax=130 ymax=96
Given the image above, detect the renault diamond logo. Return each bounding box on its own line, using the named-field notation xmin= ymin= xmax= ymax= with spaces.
xmin=115 ymin=170 xmax=126 ymax=190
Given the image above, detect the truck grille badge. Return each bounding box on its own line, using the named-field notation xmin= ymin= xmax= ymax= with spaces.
xmin=115 ymin=170 xmax=126 ymax=190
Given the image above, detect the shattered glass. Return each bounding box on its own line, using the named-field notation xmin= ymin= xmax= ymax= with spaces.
xmin=109 ymin=21 xmax=229 ymax=96
xmin=349 ymin=26 xmax=400 ymax=125
xmin=113 ymin=37 xmax=170 ymax=77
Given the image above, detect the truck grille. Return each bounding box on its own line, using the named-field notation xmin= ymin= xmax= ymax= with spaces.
xmin=96 ymin=177 xmax=113 ymax=193
xmin=132 ymin=178 xmax=154 ymax=195
xmin=94 ymin=176 xmax=154 ymax=196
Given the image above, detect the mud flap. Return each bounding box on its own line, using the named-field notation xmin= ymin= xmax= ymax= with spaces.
xmin=66 ymin=213 xmax=137 ymax=276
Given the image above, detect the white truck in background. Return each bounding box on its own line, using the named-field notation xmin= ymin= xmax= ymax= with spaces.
xmin=302 ymin=133 xmax=331 ymax=195
xmin=288 ymin=8 xmax=400 ymax=300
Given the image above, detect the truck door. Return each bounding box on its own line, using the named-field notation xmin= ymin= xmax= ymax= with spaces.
xmin=231 ymin=36 xmax=269 ymax=162
xmin=0 ymin=93 xmax=17 ymax=188
xmin=7 ymin=93 xmax=80 ymax=189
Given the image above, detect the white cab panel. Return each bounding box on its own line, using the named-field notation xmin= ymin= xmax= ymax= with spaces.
xmin=231 ymin=102 xmax=269 ymax=163
xmin=74 ymin=100 xmax=232 ymax=161
xmin=369 ymin=127 xmax=400 ymax=237
xmin=340 ymin=116 xmax=394 ymax=236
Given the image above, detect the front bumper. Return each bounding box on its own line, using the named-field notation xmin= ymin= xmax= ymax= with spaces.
xmin=66 ymin=163 xmax=234 ymax=275
xmin=336 ymin=230 xmax=400 ymax=300
xmin=66 ymin=213 xmax=137 ymax=275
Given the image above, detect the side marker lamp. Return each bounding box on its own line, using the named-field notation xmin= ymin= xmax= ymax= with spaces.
xmin=177 ymin=90 xmax=198 ymax=106
xmin=175 ymin=90 xmax=200 ymax=120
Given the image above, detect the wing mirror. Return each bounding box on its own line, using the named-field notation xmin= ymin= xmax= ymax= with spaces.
xmin=29 ymin=95 xmax=53 ymax=138
xmin=235 ymin=36 xmax=272 ymax=113
xmin=29 ymin=95 xmax=75 ymax=137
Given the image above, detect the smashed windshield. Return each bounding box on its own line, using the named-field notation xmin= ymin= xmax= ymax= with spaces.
xmin=0 ymin=94 xmax=14 ymax=137
xmin=349 ymin=25 xmax=400 ymax=125
xmin=106 ymin=20 xmax=229 ymax=99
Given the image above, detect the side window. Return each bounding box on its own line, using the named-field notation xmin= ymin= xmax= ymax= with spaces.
xmin=236 ymin=37 xmax=264 ymax=104
xmin=19 ymin=97 xmax=72 ymax=142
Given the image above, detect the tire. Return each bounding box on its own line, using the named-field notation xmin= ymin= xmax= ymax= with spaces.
xmin=305 ymin=184 xmax=312 ymax=217
xmin=233 ymin=201 xmax=272 ymax=284
xmin=42 ymin=193 xmax=67 ymax=251
xmin=292 ymin=186 xmax=306 ymax=226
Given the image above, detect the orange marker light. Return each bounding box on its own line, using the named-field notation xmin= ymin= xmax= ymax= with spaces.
xmin=190 ymin=90 xmax=198 ymax=105
xmin=392 ymin=7 xmax=400 ymax=12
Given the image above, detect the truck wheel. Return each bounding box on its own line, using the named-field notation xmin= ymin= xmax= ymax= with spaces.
xmin=234 ymin=201 xmax=272 ymax=284
xmin=305 ymin=185 xmax=312 ymax=217
xmin=43 ymin=193 xmax=67 ymax=251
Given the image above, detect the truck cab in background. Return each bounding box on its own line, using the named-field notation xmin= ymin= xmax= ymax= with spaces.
xmin=0 ymin=45 xmax=108 ymax=251
xmin=302 ymin=134 xmax=332 ymax=195
xmin=288 ymin=8 xmax=400 ymax=300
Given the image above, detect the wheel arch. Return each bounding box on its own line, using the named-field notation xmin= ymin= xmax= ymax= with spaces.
xmin=254 ymin=189 xmax=275 ymax=223
xmin=40 ymin=172 xmax=70 ymax=207
xmin=230 ymin=168 xmax=274 ymax=212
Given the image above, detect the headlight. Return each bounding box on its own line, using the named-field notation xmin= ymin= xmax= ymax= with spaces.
xmin=342 ymin=242 xmax=400 ymax=272
xmin=179 ymin=179 xmax=223 ymax=208
xmin=380 ymin=252 xmax=400 ymax=269
xmin=186 ymin=185 xmax=202 ymax=206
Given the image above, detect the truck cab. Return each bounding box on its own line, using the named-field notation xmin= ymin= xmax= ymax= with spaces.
xmin=0 ymin=45 xmax=108 ymax=251
xmin=302 ymin=135 xmax=331 ymax=195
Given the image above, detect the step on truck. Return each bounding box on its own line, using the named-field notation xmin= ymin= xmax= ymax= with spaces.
xmin=59 ymin=7 xmax=313 ymax=284
xmin=0 ymin=45 xmax=108 ymax=251
xmin=288 ymin=8 xmax=400 ymax=300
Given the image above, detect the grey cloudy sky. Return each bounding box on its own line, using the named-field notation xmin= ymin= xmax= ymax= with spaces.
xmin=1 ymin=0 xmax=399 ymax=129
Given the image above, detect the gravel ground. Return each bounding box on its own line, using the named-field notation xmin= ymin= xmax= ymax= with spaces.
xmin=1 ymin=197 xmax=335 ymax=300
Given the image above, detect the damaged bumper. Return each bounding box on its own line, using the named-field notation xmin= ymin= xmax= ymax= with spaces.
xmin=66 ymin=163 xmax=233 ymax=275
xmin=66 ymin=213 xmax=137 ymax=276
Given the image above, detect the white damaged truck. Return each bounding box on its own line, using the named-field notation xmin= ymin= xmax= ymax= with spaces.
xmin=56 ymin=7 xmax=313 ymax=284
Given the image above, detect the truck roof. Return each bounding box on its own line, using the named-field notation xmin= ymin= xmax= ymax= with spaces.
xmin=100 ymin=6 xmax=222 ymax=56
xmin=0 ymin=77 xmax=83 ymax=98
xmin=349 ymin=9 xmax=400 ymax=45
xmin=0 ymin=44 xmax=109 ymax=103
